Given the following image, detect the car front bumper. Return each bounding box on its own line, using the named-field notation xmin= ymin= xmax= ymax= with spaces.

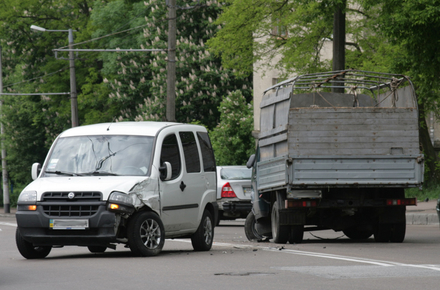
xmin=16 ymin=203 xmax=118 ymax=247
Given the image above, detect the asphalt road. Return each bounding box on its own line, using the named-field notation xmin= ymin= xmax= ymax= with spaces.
xmin=1 ymin=217 xmax=440 ymax=290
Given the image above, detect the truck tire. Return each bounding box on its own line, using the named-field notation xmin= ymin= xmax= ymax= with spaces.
xmin=127 ymin=211 xmax=165 ymax=257
xmin=343 ymin=227 xmax=373 ymax=240
xmin=374 ymin=223 xmax=391 ymax=242
xmin=389 ymin=214 xmax=406 ymax=243
xmin=16 ymin=228 xmax=52 ymax=259
xmin=244 ymin=211 xmax=263 ymax=241
xmin=289 ymin=225 xmax=304 ymax=244
xmin=271 ymin=202 xmax=289 ymax=244
xmin=87 ymin=246 xmax=107 ymax=253
xmin=191 ymin=210 xmax=214 ymax=251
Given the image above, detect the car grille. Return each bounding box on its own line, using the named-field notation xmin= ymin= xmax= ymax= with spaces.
xmin=42 ymin=191 xmax=102 ymax=201
xmin=41 ymin=191 xmax=102 ymax=217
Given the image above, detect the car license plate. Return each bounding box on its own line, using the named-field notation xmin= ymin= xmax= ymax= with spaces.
xmin=243 ymin=187 xmax=253 ymax=196
xmin=50 ymin=219 xmax=89 ymax=230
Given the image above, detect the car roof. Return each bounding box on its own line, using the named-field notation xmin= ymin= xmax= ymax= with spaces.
xmin=59 ymin=121 xmax=206 ymax=138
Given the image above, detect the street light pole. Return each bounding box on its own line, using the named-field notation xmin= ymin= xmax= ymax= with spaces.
xmin=31 ymin=25 xmax=79 ymax=127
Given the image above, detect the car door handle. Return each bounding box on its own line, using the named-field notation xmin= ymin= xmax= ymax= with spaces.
xmin=180 ymin=181 xmax=186 ymax=192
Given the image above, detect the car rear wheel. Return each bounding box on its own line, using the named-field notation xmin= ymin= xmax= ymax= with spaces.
xmin=127 ymin=211 xmax=165 ymax=257
xmin=191 ymin=210 xmax=214 ymax=251
xmin=16 ymin=228 xmax=52 ymax=259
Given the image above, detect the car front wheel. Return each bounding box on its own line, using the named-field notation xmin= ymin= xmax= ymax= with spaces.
xmin=127 ymin=211 xmax=165 ymax=257
xmin=16 ymin=228 xmax=52 ymax=259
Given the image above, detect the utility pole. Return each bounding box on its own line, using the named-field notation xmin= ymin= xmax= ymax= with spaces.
xmin=69 ymin=29 xmax=78 ymax=127
xmin=332 ymin=0 xmax=346 ymax=93
xmin=0 ymin=46 xmax=10 ymax=213
xmin=166 ymin=0 xmax=177 ymax=122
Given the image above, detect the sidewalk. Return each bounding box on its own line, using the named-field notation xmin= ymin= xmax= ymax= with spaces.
xmin=406 ymin=199 xmax=439 ymax=225
xmin=1 ymin=200 xmax=438 ymax=225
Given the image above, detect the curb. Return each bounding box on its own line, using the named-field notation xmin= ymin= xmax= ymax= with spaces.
xmin=406 ymin=213 xmax=439 ymax=226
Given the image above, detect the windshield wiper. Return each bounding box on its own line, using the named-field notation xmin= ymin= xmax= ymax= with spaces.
xmin=45 ymin=170 xmax=76 ymax=176
xmin=78 ymin=171 xmax=119 ymax=176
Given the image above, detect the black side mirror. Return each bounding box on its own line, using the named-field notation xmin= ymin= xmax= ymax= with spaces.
xmin=246 ymin=154 xmax=256 ymax=169
xmin=159 ymin=161 xmax=172 ymax=181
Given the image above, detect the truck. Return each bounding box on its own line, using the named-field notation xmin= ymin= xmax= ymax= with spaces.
xmin=245 ymin=70 xmax=424 ymax=244
xmin=15 ymin=122 xmax=218 ymax=258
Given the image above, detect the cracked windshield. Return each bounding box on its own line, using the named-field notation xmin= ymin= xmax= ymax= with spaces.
xmin=45 ymin=135 xmax=154 ymax=176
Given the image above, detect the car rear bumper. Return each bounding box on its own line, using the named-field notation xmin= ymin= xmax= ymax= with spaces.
xmin=221 ymin=201 xmax=252 ymax=213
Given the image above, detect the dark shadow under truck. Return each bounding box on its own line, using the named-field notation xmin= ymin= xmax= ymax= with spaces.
xmin=245 ymin=70 xmax=424 ymax=244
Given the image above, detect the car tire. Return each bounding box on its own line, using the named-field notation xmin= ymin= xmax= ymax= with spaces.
xmin=271 ymin=202 xmax=289 ymax=244
xmin=244 ymin=211 xmax=263 ymax=241
xmin=127 ymin=211 xmax=165 ymax=257
xmin=191 ymin=210 xmax=214 ymax=251
xmin=16 ymin=228 xmax=52 ymax=259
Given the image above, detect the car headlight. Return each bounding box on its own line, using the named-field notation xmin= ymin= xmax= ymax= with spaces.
xmin=109 ymin=191 xmax=133 ymax=204
xmin=18 ymin=191 xmax=37 ymax=204
xmin=108 ymin=191 xmax=134 ymax=214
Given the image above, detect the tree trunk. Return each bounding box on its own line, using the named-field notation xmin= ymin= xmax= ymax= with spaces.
xmin=418 ymin=101 xmax=440 ymax=186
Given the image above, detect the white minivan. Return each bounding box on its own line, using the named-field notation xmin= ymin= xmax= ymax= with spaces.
xmin=15 ymin=122 xmax=218 ymax=258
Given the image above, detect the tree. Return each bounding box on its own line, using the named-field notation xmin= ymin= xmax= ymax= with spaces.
xmin=208 ymin=0 xmax=440 ymax=183
xmin=0 ymin=0 xmax=100 ymax=196
xmin=208 ymin=0 xmax=398 ymax=76
xmin=363 ymin=0 xmax=440 ymax=184
xmin=91 ymin=0 xmax=253 ymax=130
xmin=210 ymin=90 xmax=254 ymax=165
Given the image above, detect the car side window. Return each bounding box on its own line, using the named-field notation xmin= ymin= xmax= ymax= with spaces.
xmin=179 ymin=132 xmax=201 ymax=173
xmin=197 ymin=132 xmax=216 ymax=172
xmin=160 ymin=134 xmax=181 ymax=179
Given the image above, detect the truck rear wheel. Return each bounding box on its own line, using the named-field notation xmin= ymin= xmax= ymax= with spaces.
xmin=127 ymin=211 xmax=165 ymax=257
xmin=87 ymin=246 xmax=107 ymax=253
xmin=271 ymin=202 xmax=289 ymax=244
xmin=343 ymin=227 xmax=373 ymax=240
xmin=16 ymin=228 xmax=52 ymax=259
xmin=389 ymin=220 xmax=406 ymax=243
xmin=289 ymin=225 xmax=304 ymax=244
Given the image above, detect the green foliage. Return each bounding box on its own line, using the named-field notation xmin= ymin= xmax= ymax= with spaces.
xmin=90 ymin=0 xmax=253 ymax=129
xmin=406 ymin=185 xmax=440 ymax=202
xmin=207 ymin=0 xmax=400 ymax=77
xmin=210 ymin=90 xmax=254 ymax=165
xmin=0 ymin=0 xmax=254 ymax=202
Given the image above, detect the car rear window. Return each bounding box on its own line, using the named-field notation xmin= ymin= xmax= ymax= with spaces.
xmin=220 ymin=168 xmax=251 ymax=180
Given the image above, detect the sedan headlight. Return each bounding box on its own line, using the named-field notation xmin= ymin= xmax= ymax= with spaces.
xmin=18 ymin=191 xmax=37 ymax=204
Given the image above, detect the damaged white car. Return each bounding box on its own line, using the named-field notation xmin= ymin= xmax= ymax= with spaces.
xmin=15 ymin=122 xmax=218 ymax=258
